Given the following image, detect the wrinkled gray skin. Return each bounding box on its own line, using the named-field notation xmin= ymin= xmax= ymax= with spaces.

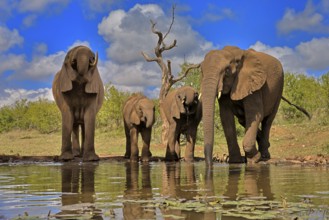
xmin=52 ymin=45 xmax=104 ymax=161
xmin=163 ymin=86 xmax=202 ymax=161
xmin=201 ymin=46 xmax=283 ymax=165
xmin=123 ymin=94 xmax=155 ymax=162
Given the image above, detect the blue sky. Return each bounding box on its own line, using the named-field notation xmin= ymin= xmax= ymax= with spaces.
xmin=1 ymin=0 xmax=329 ymax=106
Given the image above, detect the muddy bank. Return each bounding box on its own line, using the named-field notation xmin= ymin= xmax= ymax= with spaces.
xmin=0 ymin=154 xmax=328 ymax=166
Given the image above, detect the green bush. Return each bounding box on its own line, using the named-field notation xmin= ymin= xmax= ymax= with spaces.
xmin=25 ymin=100 xmax=61 ymax=133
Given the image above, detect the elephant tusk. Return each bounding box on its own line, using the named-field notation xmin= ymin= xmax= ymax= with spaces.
xmin=217 ymin=91 xmax=222 ymax=99
xmin=198 ymin=93 xmax=202 ymax=100
xmin=90 ymin=52 xmax=98 ymax=67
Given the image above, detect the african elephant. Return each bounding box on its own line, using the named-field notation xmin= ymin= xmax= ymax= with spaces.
xmin=123 ymin=94 xmax=155 ymax=162
xmin=52 ymin=45 xmax=104 ymax=161
xmin=201 ymin=46 xmax=284 ymax=164
xmin=162 ymin=86 xmax=202 ymax=161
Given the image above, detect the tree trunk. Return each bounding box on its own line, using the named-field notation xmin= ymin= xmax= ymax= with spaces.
xmin=159 ymin=102 xmax=169 ymax=147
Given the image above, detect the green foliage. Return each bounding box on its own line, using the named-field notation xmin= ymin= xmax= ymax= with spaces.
xmin=25 ymin=100 xmax=61 ymax=133
xmin=0 ymin=99 xmax=60 ymax=133
xmin=176 ymin=62 xmax=202 ymax=91
xmin=97 ymin=83 xmax=132 ymax=130
xmin=278 ymin=72 xmax=328 ymax=124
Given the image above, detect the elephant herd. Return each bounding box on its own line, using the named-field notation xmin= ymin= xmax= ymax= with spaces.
xmin=52 ymin=45 xmax=309 ymax=164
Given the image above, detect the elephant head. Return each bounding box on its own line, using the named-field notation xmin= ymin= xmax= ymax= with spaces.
xmin=201 ymin=46 xmax=267 ymax=164
xmin=59 ymin=45 xmax=100 ymax=93
xmin=130 ymin=97 xmax=155 ymax=128
xmin=171 ymin=86 xmax=199 ymax=119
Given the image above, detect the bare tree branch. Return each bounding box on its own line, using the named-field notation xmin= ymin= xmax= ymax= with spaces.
xmin=171 ymin=63 xmax=201 ymax=84
xmin=160 ymin=39 xmax=177 ymax=53
xmin=141 ymin=51 xmax=159 ymax=62
xmin=163 ymin=4 xmax=176 ymax=40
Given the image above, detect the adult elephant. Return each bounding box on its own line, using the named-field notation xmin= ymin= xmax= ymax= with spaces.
xmin=52 ymin=45 xmax=104 ymax=161
xmin=163 ymin=86 xmax=202 ymax=161
xmin=123 ymin=94 xmax=155 ymax=162
xmin=201 ymin=46 xmax=284 ymax=165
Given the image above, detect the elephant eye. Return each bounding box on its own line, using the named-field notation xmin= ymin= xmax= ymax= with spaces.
xmin=71 ymin=59 xmax=77 ymax=70
xmin=225 ymin=67 xmax=231 ymax=76
xmin=138 ymin=106 xmax=143 ymax=115
xmin=236 ymin=59 xmax=240 ymax=65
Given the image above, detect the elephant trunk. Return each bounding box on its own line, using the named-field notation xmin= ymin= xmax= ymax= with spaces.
xmin=77 ymin=54 xmax=90 ymax=76
xmin=201 ymin=77 xmax=218 ymax=166
xmin=145 ymin=111 xmax=155 ymax=129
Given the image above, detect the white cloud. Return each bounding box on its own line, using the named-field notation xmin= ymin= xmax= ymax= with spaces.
xmin=0 ymin=26 xmax=24 ymax=52
xmin=97 ymin=3 xmax=214 ymax=97
xmin=250 ymin=38 xmax=329 ymax=74
xmin=2 ymin=0 xmax=69 ymax=27
xmin=23 ymin=14 xmax=37 ymax=27
xmin=277 ymin=1 xmax=329 ymax=34
xmin=0 ymin=54 xmax=27 ymax=73
xmin=68 ymin=40 xmax=90 ymax=50
xmin=1 ymin=41 xmax=93 ymax=81
xmin=0 ymin=88 xmax=53 ymax=107
xmin=17 ymin=0 xmax=69 ymax=13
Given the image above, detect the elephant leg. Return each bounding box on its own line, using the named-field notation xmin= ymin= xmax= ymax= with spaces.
xmin=185 ymin=125 xmax=197 ymax=162
xmin=242 ymin=93 xmax=263 ymax=163
xmin=165 ymin=123 xmax=179 ymax=161
xmin=60 ymin=111 xmax=74 ymax=161
xmin=82 ymin=108 xmax=99 ymax=162
xmin=124 ymin=122 xmax=131 ymax=158
xmin=219 ymin=97 xmax=243 ymax=163
xmin=141 ymin=128 xmax=152 ymax=162
xmin=175 ymin=133 xmax=181 ymax=159
xmin=72 ymin=123 xmax=81 ymax=157
xmin=129 ymin=127 xmax=139 ymax=162
xmin=258 ymin=98 xmax=280 ymax=160
xmin=258 ymin=115 xmax=275 ymax=160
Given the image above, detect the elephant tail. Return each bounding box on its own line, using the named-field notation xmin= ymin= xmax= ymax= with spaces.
xmin=281 ymin=96 xmax=312 ymax=120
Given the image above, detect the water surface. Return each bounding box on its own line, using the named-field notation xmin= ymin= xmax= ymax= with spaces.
xmin=0 ymin=161 xmax=328 ymax=219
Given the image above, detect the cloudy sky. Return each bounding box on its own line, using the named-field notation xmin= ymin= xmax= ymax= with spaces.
xmin=1 ymin=0 xmax=329 ymax=106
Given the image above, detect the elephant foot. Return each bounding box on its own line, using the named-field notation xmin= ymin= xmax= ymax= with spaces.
xmin=260 ymin=150 xmax=271 ymax=160
xmin=141 ymin=151 xmax=152 ymax=162
xmin=124 ymin=152 xmax=130 ymax=159
xmin=83 ymin=152 xmax=100 ymax=162
xmin=165 ymin=151 xmax=179 ymax=161
xmin=228 ymin=155 xmax=246 ymax=163
xmin=246 ymin=151 xmax=262 ymax=164
xmin=184 ymin=156 xmax=194 ymax=162
xmin=73 ymin=149 xmax=81 ymax=157
xmin=59 ymin=151 xmax=74 ymax=161
xmin=141 ymin=157 xmax=150 ymax=162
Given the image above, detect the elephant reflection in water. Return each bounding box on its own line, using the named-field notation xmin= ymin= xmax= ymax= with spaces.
xmin=123 ymin=162 xmax=155 ymax=220
xmin=224 ymin=165 xmax=274 ymax=200
xmin=56 ymin=163 xmax=103 ymax=219
xmin=161 ymin=162 xmax=216 ymax=219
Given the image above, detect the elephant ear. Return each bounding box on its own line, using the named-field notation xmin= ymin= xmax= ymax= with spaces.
xmin=171 ymin=93 xmax=184 ymax=119
xmin=59 ymin=50 xmax=77 ymax=92
xmin=230 ymin=50 xmax=267 ymax=100
xmin=85 ymin=67 xmax=102 ymax=94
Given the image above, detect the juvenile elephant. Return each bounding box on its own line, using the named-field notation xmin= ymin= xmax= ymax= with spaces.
xmin=163 ymin=86 xmax=202 ymax=161
xmin=201 ymin=46 xmax=284 ymax=164
xmin=123 ymin=94 xmax=155 ymax=162
xmin=52 ymin=45 xmax=104 ymax=161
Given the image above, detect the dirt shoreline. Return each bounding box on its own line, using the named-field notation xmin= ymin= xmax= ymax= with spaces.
xmin=1 ymin=154 xmax=328 ymax=166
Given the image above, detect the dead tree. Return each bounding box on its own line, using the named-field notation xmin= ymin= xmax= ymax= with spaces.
xmin=141 ymin=5 xmax=200 ymax=146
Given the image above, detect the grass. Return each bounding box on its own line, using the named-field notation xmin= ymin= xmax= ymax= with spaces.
xmin=0 ymin=122 xmax=328 ymax=160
